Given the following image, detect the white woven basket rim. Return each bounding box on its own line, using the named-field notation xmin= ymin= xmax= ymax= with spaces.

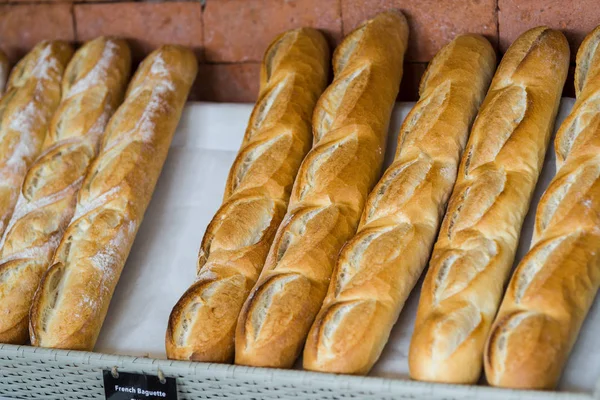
xmin=0 ymin=344 xmax=595 ymax=400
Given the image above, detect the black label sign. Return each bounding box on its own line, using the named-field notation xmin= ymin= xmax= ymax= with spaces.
xmin=103 ymin=370 xmax=177 ymax=400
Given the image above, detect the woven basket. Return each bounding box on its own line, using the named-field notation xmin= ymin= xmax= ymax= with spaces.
xmin=0 ymin=344 xmax=595 ymax=400
xmin=0 ymin=101 xmax=594 ymax=399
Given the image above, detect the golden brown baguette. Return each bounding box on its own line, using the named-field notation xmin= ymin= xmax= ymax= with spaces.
xmin=0 ymin=37 xmax=131 ymax=345
xmin=408 ymin=26 xmax=570 ymax=384
xmin=0 ymin=50 xmax=9 ymax=95
xmin=484 ymin=25 xmax=600 ymax=390
xmin=235 ymin=10 xmax=409 ymax=368
xmin=166 ymin=28 xmax=330 ymax=363
xmin=0 ymin=41 xmax=73 ymax=242
xmin=28 ymin=45 xmax=197 ymax=351
xmin=303 ymin=35 xmax=496 ymax=375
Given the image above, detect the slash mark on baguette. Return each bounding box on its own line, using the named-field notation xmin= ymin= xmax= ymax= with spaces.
xmin=172 ymin=272 xmax=248 ymax=352
xmin=433 ymin=236 xmax=499 ymax=304
xmin=274 ymin=206 xmax=328 ymax=263
xmin=397 ymin=81 xmax=451 ymax=155
xmin=575 ymin=30 xmax=600 ymax=95
xmin=248 ymin=77 xmax=291 ymax=139
xmin=321 ymin=300 xmax=376 ymax=348
xmin=314 ymin=65 xmax=370 ymax=144
xmin=37 ymin=262 xmax=65 ymax=333
xmin=333 ymin=26 xmax=366 ymax=75
xmin=465 ymin=86 xmax=527 ymax=173
xmin=174 ymin=297 xmax=202 ymax=347
xmin=431 ymin=302 xmax=483 ymax=359
xmin=514 ymin=233 xmax=579 ymax=303
xmin=246 ymin=273 xmax=308 ymax=345
xmin=366 ymin=155 xmax=433 ymax=223
xmin=264 ymin=30 xmax=301 ymax=82
xmin=486 ymin=311 xmax=535 ymax=378
xmin=447 ymin=168 xmax=506 ymax=240
xmin=538 ymin=173 xmax=577 ymax=233
xmin=538 ymin=164 xmax=600 ymax=234
xmin=200 ymin=196 xmax=276 ymax=267
xmin=299 ymin=135 xmax=354 ymax=200
xmin=233 ymin=136 xmax=286 ymax=193
xmin=446 ymin=187 xmax=470 ymax=239
xmin=334 ymin=221 xmax=415 ymax=298
xmin=555 ymin=93 xmax=600 ymax=164
xmin=433 ymin=253 xmax=460 ymax=304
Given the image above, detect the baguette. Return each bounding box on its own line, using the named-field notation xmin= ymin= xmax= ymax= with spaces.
xmin=0 ymin=37 xmax=131 ymax=344
xmin=0 ymin=50 xmax=9 ymax=95
xmin=484 ymin=25 xmax=600 ymax=390
xmin=235 ymin=10 xmax=409 ymax=368
xmin=303 ymin=35 xmax=496 ymax=375
xmin=408 ymin=27 xmax=570 ymax=384
xmin=0 ymin=41 xmax=73 ymax=241
xmin=166 ymin=28 xmax=330 ymax=362
xmin=29 ymin=45 xmax=197 ymax=350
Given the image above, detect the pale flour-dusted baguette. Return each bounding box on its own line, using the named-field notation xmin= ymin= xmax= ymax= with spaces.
xmin=409 ymin=27 xmax=570 ymax=383
xmin=235 ymin=10 xmax=409 ymax=368
xmin=485 ymin=25 xmax=600 ymax=390
xmin=0 ymin=50 xmax=9 ymax=95
xmin=303 ymin=35 xmax=496 ymax=375
xmin=29 ymin=45 xmax=197 ymax=350
xmin=0 ymin=37 xmax=131 ymax=344
xmin=166 ymin=28 xmax=330 ymax=363
xmin=0 ymin=41 xmax=73 ymax=241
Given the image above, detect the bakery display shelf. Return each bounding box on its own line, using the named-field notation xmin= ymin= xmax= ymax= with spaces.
xmin=0 ymin=344 xmax=594 ymax=400
xmin=0 ymin=100 xmax=596 ymax=399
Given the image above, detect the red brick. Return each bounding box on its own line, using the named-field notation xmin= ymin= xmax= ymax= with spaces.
xmin=499 ymin=0 xmax=599 ymax=60
xmin=204 ymin=0 xmax=341 ymax=63
xmin=341 ymin=0 xmax=497 ymax=62
xmin=74 ymin=2 xmax=203 ymax=63
xmin=194 ymin=63 xmax=261 ymax=103
xmin=398 ymin=63 xmax=427 ymax=101
xmin=0 ymin=4 xmax=74 ymax=63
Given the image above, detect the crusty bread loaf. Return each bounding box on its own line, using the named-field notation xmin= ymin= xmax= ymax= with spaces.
xmin=29 ymin=45 xmax=197 ymax=351
xmin=484 ymin=25 xmax=600 ymax=390
xmin=303 ymin=35 xmax=496 ymax=375
xmin=0 ymin=37 xmax=131 ymax=345
xmin=166 ymin=28 xmax=330 ymax=363
xmin=408 ymin=27 xmax=570 ymax=384
xmin=235 ymin=10 xmax=409 ymax=368
xmin=0 ymin=50 xmax=9 ymax=95
xmin=0 ymin=41 xmax=73 ymax=242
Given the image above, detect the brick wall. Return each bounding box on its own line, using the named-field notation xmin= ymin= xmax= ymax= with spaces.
xmin=0 ymin=0 xmax=594 ymax=101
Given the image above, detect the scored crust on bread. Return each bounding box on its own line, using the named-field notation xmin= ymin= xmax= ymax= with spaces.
xmin=166 ymin=28 xmax=330 ymax=363
xmin=0 ymin=37 xmax=131 ymax=345
xmin=303 ymin=34 xmax=496 ymax=375
xmin=0 ymin=41 xmax=73 ymax=243
xmin=234 ymin=10 xmax=409 ymax=368
xmin=408 ymin=26 xmax=570 ymax=384
xmin=29 ymin=45 xmax=197 ymax=351
xmin=484 ymin=25 xmax=600 ymax=390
